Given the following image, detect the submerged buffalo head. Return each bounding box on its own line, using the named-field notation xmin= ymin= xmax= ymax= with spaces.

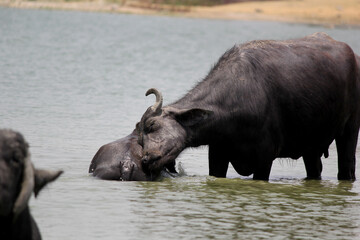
xmin=89 ymin=129 xmax=177 ymax=181
xmin=138 ymin=88 xmax=212 ymax=173
xmin=0 ymin=129 xmax=63 ymax=218
xmin=89 ymin=131 xmax=148 ymax=181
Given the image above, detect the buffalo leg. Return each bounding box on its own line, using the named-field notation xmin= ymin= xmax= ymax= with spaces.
xmin=303 ymin=152 xmax=322 ymax=180
xmin=208 ymin=144 xmax=230 ymax=177
xmin=253 ymin=159 xmax=273 ymax=180
xmin=335 ymin=122 xmax=358 ymax=180
xmin=252 ymin=137 xmax=275 ymax=180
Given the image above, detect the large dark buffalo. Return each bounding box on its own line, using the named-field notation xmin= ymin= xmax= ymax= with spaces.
xmin=0 ymin=129 xmax=63 ymax=240
xmin=137 ymin=33 xmax=360 ymax=181
xmin=89 ymin=130 xmax=177 ymax=181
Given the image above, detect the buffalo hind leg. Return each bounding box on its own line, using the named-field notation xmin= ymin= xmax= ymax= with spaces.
xmin=303 ymin=152 xmax=323 ymax=180
xmin=253 ymin=159 xmax=273 ymax=181
xmin=208 ymin=144 xmax=230 ymax=178
xmin=252 ymin=140 xmax=275 ymax=180
xmin=335 ymin=123 xmax=358 ymax=180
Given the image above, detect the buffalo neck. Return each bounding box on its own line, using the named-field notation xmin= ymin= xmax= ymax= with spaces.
xmin=169 ymin=78 xmax=248 ymax=147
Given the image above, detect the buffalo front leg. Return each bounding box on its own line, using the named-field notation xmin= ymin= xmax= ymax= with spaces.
xmin=208 ymin=144 xmax=230 ymax=178
xmin=303 ymin=152 xmax=323 ymax=180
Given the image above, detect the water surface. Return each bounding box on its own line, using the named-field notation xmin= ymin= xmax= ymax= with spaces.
xmin=1 ymin=7 xmax=360 ymax=239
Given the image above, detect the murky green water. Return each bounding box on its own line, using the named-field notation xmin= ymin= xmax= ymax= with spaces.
xmin=1 ymin=7 xmax=360 ymax=239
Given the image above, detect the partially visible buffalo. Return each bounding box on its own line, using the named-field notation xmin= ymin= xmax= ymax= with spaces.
xmin=0 ymin=129 xmax=63 ymax=240
xmin=137 ymin=33 xmax=360 ymax=181
xmin=89 ymin=129 xmax=177 ymax=181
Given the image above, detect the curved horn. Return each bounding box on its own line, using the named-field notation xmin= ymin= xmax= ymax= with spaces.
xmin=145 ymin=88 xmax=163 ymax=113
xmin=13 ymin=154 xmax=34 ymax=218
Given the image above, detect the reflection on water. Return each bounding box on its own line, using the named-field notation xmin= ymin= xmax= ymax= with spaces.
xmin=1 ymin=7 xmax=360 ymax=240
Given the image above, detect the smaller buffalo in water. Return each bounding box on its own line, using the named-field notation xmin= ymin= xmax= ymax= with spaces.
xmin=0 ymin=129 xmax=63 ymax=240
xmin=89 ymin=129 xmax=177 ymax=181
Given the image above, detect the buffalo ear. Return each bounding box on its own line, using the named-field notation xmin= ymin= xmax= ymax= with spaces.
xmin=34 ymin=169 xmax=63 ymax=197
xmin=172 ymin=108 xmax=213 ymax=127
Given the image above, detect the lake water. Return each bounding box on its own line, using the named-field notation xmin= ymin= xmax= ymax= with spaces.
xmin=1 ymin=7 xmax=360 ymax=239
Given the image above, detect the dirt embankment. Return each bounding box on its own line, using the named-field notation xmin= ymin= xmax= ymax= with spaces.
xmin=1 ymin=0 xmax=359 ymax=26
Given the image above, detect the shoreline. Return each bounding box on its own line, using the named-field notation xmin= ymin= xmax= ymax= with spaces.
xmin=1 ymin=0 xmax=360 ymax=27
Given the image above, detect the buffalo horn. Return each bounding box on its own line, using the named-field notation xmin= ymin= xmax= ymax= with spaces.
xmin=13 ymin=154 xmax=34 ymax=218
xmin=146 ymin=88 xmax=163 ymax=114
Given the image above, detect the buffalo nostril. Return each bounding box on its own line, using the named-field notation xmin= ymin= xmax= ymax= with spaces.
xmin=142 ymin=157 xmax=149 ymax=165
xmin=142 ymin=153 xmax=150 ymax=164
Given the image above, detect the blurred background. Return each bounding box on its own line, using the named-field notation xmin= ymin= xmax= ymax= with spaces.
xmin=1 ymin=0 xmax=360 ymax=26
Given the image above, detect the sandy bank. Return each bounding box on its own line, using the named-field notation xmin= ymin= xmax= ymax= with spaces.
xmin=192 ymin=0 xmax=360 ymax=26
xmin=1 ymin=0 xmax=359 ymax=26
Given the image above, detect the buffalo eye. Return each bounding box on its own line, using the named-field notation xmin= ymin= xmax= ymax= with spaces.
xmin=144 ymin=119 xmax=159 ymax=134
xmin=144 ymin=122 xmax=155 ymax=134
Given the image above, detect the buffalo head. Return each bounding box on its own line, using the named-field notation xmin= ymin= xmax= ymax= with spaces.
xmin=138 ymin=88 xmax=212 ymax=173
xmin=0 ymin=129 xmax=63 ymax=218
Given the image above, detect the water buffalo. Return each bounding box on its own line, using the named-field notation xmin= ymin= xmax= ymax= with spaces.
xmin=89 ymin=129 xmax=177 ymax=181
xmin=0 ymin=129 xmax=63 ymax=240
xmin=137 ymin=33 xmax=360 ymax=181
